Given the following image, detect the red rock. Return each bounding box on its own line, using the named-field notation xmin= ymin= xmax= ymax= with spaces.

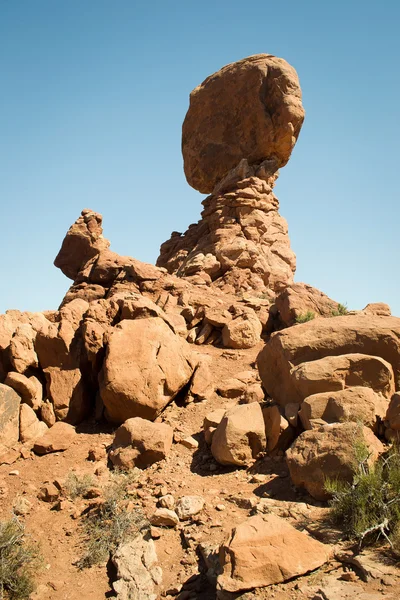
xmin=33 ymin=422 xmax=76 ymax=454
xmin=0 ymin=383 xmax=20 ymax=448
xmin=275 ymin=282 xmax=339 ymax=327
xmin=182 ymin=54 xmax=304 ymax=194
xmin=217 ymin=515 xmax=331 ymax=592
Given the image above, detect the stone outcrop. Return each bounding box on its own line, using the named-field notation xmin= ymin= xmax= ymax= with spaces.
xmin=217 ymin=514 xmax=331 ymax=593
xmin=54 ymin=209 xmax=110 ymax=280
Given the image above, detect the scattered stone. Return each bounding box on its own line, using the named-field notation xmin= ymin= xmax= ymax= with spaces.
xmin=179 ymin=436 xmax=199 ymax=450
xmin=112 ymin=534 xmax=162 ymax=600
xmin=38 ymin=482 xmax=60 ymax=503
xmin=158 ymin=495 xmax=175 ymax=510
xmin=150 ymin=508 xmax=179 ymax=528
xmin=175 ymin=496 xmax=205 ymax=520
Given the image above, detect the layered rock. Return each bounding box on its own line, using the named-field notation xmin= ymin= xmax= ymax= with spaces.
xmin=158 ymin=53 xmax=303 ymax=298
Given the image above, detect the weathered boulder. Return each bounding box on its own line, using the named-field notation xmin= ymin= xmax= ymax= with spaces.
xmin=0 ymin=383 xmax=20 ymax=447
xmin=203 ymin=409 xmax=226 ymax=445
xmin=222 ymin=308 xmax=262 ymax=349
xmin=112 ymin=535 xmax=162 ymax=600
xmin=262 ymin=404 xmax=293 ymax=452
xmin=386 ymin=393 xmax=400 ymax=431
xmin=258 ymin=315 xmax=400 ymax=406
xmin=275 ymin=282 xmax=339 ymax=327
xmin=4 ymin=372 xmax=43 ymax=411
xmin=217 ymin=514 xmax=331 ymax=593
xmin=19 ymin=404 xmax=48 ymax=444
xmin=291 ymin=353 xmax=394 ymax=401
xmin=9 ymin=324 xmax=39 ymax=373
xmin=35 ymin=299 xmax=89 ymax=423
xmin=211 ymin=403 xmax=266 ymax=466
xmin=182 ymin=54 xmax=304 ymax=194
xmin=362 ymin=302 xmax=391 ymax=317
xmin=286 ymin=422 xmax=384 ymax=500
xmin=175 ymin=495 xmax=205 ymax=520
xmin=33 ymin=422 xmax=76 ymax=454
xmin=109 ymin=417 xmax=173 ymax=470
xmin=54 ymin=209 xmax=110 ymax=280
xmin=100 ymin=318 xmax=194 ymax=423
xmin=299 ymin=387 xmax=388 ymax=431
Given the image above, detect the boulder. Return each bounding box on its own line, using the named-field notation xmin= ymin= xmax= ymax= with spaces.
xmin=286 ymin=422 xmax=384 ymax=500
xmin=175 ymin=496 xmax=205 ymax=520
xmin=19 ymin=404 xmax=48 ymax=444
xmin=33 ymin=422 xmax=76 ymax=454
xmin=291 ymin=353 xmax=394 ymax=401
xmin=109 ymin=417 xmax=173 ymax=470
xmin=112 ymin=535 xmax=162 ymax=600
xmin=217 ymin=514 xmax=331 ymax=593
xmin=275 ymin=282 xmax=339 ymax=327
xmin=258 ymin=315 xmax=400 ymax=406
xmin=211 ymin=403 xmax=266 ymax=466
xmin=362 ymin=302 xmax=391 ymax=316
xmin=150 ymin=508 xmax=179 ymax=528
xmin=262 ymin=404 xmax=293 ymax=452
xmin=9 ymin=324 xmax=39 ymax=373
xmin=4 ymin=372 xmax=42 ymax=411
xmin=40 ymin=400 xmax=56 ymax=427
xmin=182 ymin=54 xmax=304 ymax=193
xmin=0 ymin=383 xmax=21 ymax=447
xmin=100 ymin=318 xmax=194 ymax=423
xmin=222 ymin=309 xmax=262 ymax=349
xmin=299 ymin=387 xmax=388 ymax=431
xmin=204 ymin=409 xmax=226 ymax=445
xmin=54 ymin=209 xmax=110 ymax=280
xmin=386 ymin=393 xmax=400 ymax=431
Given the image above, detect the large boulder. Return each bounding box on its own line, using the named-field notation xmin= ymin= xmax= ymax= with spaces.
xmin=258 ymin=315 xmax=400 ymax=406
xmin=286 ymin=422 xmax=384 ymax=500
xmin=299 ymin=387 xmax=388 ymax=431
xmin=217 ymin=514 xmax=331 ymax=593
xmin=275 ymin=282 xmax=339 ymax=327
xmin=221 ymin=308 xmax=262 ymax=349
xmin=211 ymin=403 xmax=266 ymax=466
xmin=0 ymin=383 xmax=21 ymax=447
xmin=291 ymin=353 xmax=394 ymax=401
xmin=182 ymin=54 xmax=304 ymax=193
xmin=100 ymin=318 xmax=194 ymax=423
xmin=4 ymin=372 xmax=43 ymax=411
xmin=19 ymin=404 xmax=48 ymax=444
xmin=33 ymin=422 xmax=76 ymax=454
xmin=109 ymin=417 xmax=173 ymax=469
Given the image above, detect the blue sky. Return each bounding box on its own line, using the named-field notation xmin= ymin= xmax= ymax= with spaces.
xmin=1 ymin=0 xmax=399 ymax=315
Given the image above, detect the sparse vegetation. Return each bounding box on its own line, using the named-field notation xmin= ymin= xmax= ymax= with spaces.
xmin=326 ymin=443 xmax=400 ymax=551
xmin=64 ymin=471 xmax=95 ymax=500
xmin=295 ymin=310 xmax=315 ymax=324
xmin=76 ymin=470 xmax=147 ymax=569
xmin=0 ymin=518 xmax=41 ymax=600
xmin=331 ymin=303 xmax=349 ymax=317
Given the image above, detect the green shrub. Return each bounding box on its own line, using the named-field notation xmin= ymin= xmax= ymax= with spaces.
xmin=295 ymin=311 xmax=315 ymax=324
xmin=76 ymin=470 xmax=147 ymax=569
xmin=64 ymin=472 xmax=95 ymax=500
xmin=326 ymin=444 xmax=400 ymax=551
xmin=0 ymin=518 xmax=41 ymax=600
xmin=331 ymin=303 xmax=349 ymax=317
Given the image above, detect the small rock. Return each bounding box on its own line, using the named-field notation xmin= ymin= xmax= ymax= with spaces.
xmin=9 ymin=470 xmax=19 ymax=476
xmin=38 ymin=482 xmax=60 ymax=503
xmin=176 ymin=496 xmax=205 ymax=520
xmin=215 ymin=504 xmax=226 ymax=511
xmin=159 ymin=494 xmax=175 ymax=510
xmin=179 ymin=436 xmax=199 ymax=450
xmin=150 ymin=508 xmax=179 ymax=528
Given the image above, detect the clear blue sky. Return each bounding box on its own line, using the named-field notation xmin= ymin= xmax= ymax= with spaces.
xmin=1 ymin=0 xmax=399 ymax=316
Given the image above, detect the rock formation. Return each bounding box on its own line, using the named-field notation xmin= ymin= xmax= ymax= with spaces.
xmin=1 ymin=52 xmax=400 ymax=600
xmin=157 ymin=53 xmax=304 ymax=298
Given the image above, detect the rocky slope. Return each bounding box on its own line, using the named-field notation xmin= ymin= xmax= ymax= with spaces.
xmin=0 ymin=53 xmax=399 ymax=600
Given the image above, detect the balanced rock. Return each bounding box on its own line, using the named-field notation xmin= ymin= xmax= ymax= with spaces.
xmin=217 ymin=514 xmax=330 ymax=593
xmin=211 ymin=403 xmax=266 ymax=466
xmin=182 ymin=54 xmax=304 ymax=194
xmin=286 ymin=422 xmax=384 ymax=500
xmin=100 ymin=318 xmax=194 ymax=423
xmin=109 ymin=417 xmax=173 ymax=470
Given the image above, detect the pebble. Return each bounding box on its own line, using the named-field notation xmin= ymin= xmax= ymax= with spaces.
xmin=9 ymin=470 xmax=19 ymax=476
xmin=215 ymin=504 xmax=226 ymax=511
